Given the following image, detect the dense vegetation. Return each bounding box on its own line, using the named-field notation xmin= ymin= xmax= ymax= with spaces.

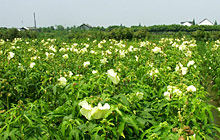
xmin=1 ymin=25 xmax=220 ymax=41
xmin=0 ymin=36 xmax=220 ymax=139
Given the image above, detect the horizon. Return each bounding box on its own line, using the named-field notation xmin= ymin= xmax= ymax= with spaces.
xmin=1 ymin=18 xmax=219 ymax=29
xmin=1 ymin=0 xmax=220 ymax=28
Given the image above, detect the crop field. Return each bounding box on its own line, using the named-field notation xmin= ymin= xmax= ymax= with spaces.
xmin=0 ymin=37 xmax=220 ymax=139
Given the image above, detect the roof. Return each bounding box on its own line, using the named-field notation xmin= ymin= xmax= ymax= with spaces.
xmin=79 ymin=24 xmax=92 ymax=28
xmin=181 ymin=21 xmax=193 ymax=24
xmin=199 ymin=18 xmax=213 ymax=25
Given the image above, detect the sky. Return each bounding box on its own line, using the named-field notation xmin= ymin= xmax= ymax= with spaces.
xmin=0 ymin=0 xmax=220 ymax=28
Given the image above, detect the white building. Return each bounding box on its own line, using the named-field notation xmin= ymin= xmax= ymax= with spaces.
xmin=17 ymin=27 xmax=36 ymax=31
xmin=198 ymin=18 xmax=214 ymax=25
xmin=181 ymin=21 xmax=193 ymax=26
xmin=79 ymin=24 xmax=92 ymax=30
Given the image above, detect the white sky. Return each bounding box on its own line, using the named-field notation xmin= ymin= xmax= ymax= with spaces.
xmin=0 ymin=0 xmax=220 ymax=27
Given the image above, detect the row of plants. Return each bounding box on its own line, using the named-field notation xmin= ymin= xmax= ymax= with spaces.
xmin=203 ymin=40 xmax=220 ymax=100
xmin=0 ymin=37 xmax=220 ymax=139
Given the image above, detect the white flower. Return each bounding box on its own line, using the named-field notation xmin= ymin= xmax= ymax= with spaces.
xmin=185 ymin=51 xmax=192 ymax=57
xmin=107 ymin=69 xmax=120 ymax=84
xmin=100 ymin=58 xmax=108 ymax=64
xmin=30 ymin=62 xmax=35 ymax=68
xmin=90 ymin=50 xmax=96 ymax=54
xmin=187 ymin=85 xmax=196 ymax=92
xmin=79 ymin=100 xmax=93 ymax=120
xmin=149 ymin=68 xmax=159 ymax=76
xmin=98 ymin=103 xmax=110 ymax=110
xmin=175 ymin=65 xmax=180 ymax=72
xmin=167 ymin=85 xmax=173 ymax=92
xmin=135 ymin=56 xmax=138 ymax=61
xmin=189 ymin=134 xmax=196 ymax=140
xmin=45 ymin=52 xmax=55 ymax=58
xmin=187 ymin=60 xmax=195 ymax=67
xmin=176 ymin=63 xmax=188 ymax=75
xmin=83 ymin=61 xmax=90 ymax=67
xmin=179 ymin=63 xmax=183 ymax=68
xmin=59 ymin=48 xmax=66 ymax=52
xmin=73 ymin=48 xmax=79 ymax=53
xmin=106 ymin=50 xmax=112 ymax=55
xmin=152 ymin=47 xmax=162 ymax=53
xmin=58 ymin=77 xmax=67 ymax=86
xmin=80 ymin=48 xmax=88 ymax=54
xmin=154 ymin=69 xmax=159 ymax=73
xmin=0 ymin=50 xmax=3 ymax=55
xmin=167 ymin=66 xmax=171 ymax=70
xmin=31 ymin=56 xmax=38 ymax=60
xmin=119 ymin=50 xmax=126 ymax=58
xmin=62 ymin=54 xmax=68 ymax=59
xmin=49 ymin=45 xmax=57 ymax=52
xmin=98 ymin=43 xmax=103 ymax=48
xmin=136 ymin=92 xmax=144 ymax=100
xmin=173 ymin=88 xmax=182 ymax=95
xmin=68 ymin=71 xmax=73 ymax=77
xmin=73 ymin=43 xmax=78 ymax=47
xmin=164 ymin=91 xmax=171 ymax=100
xmin=8 ymin=52 xmax=15 ymax=60
xmin=179 ymin=45 xmax=186 ymax=51
xmin=181 ymin=67 xmax=188 ymax=75
xmin=133 ymin=48 xmax=138 ymax=51
xmin=79 ymin=101 xmax=111 ymax=120
xmin=128 ymin=46 xmax=134 ymax=52
xmin=92 ymin=70 xmax=98 ymax=74
xmin=18 ymin=63 xmax=24 ymax=71
xmin=92 ymin=103 xmax=111 ymax=119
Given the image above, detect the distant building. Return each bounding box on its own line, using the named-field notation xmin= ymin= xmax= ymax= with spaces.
xmin=181 ymin=21 xmax=193 ymax=26
xmin=181 ymin=18 xmax=214 ymax=26
xmin=198 ymin=18 xmax=214 ymax=25
xmin=79 ymin=24 xmax=92 ymax=30
xmin=17 ymin=27 xmax=36 ymax=31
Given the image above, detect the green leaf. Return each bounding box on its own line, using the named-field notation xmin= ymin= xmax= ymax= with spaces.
xmin=91 ymin=134 xmax=103 ymax=140
xmin=205 ymin=134 xmax=214 ymax=140
xmin=115 ymin=107 xmax=123 ymax=116
xmin=213 ymin=126 xmax=220 ymax=133
xmin=136 ymin=117 xmax=146 ymax=126
xmin=53 ymin=85 xmax=57 ymax=94
xmin=63 ymin=114 xmax=73 ymax=121
xmin=23 ymin=114 xmax=33 ymax=127
xmin=61 ymin=121 xmax=68 ymax=137
xmin=117 ymin=121 xmax=125 ymax=137
xmin=69 ymin=128 xmax=80 ymax=140
xmin=165 ymin=133 xmax=178 ymax=140
xmin=123 ymin=116 xmax=139 ymax=135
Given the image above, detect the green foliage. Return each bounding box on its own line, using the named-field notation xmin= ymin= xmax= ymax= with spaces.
xmin=2 ymin=25 xmax=220 ymax=41
xmin=0 ymin=37 xmax=219 ymax=139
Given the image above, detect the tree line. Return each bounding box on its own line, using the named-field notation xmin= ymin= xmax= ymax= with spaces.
xmin=1 ymin=24 xmax=220 ymax=41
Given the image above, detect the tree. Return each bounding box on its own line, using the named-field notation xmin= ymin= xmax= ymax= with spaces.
xmin=56 ymin=25 xmax=65 ymax=31
xmin=192 ymin=19 xmax=196 ymax=25
xmin=214 ymin=20 xmax=218 ymax=25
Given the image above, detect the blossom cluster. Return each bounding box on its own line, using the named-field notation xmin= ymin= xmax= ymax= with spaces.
xmin=79 ymin=100 xmax=111 ymax=120
xmin=164 ymin=85 xmax=196 ymax=100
